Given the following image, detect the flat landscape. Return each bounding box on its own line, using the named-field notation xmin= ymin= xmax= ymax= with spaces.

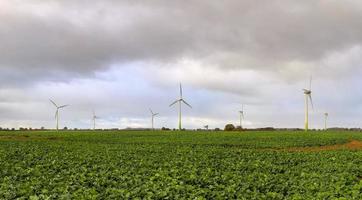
xmin=1 ymin=131 xmax=362 ymax=199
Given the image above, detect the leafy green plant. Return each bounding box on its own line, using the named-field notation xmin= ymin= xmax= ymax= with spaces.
xmin=0 ymin=130 xmax=362 ymax=199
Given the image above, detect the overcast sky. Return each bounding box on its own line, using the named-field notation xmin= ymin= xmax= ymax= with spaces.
xmin=1 ymin=0 xmax=362 ymax=129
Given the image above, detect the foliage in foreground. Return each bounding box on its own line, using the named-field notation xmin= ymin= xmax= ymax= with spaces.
xmin=0 ymin=131 xmax=362 ymax=199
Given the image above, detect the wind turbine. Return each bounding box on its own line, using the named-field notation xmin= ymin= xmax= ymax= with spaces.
xmin=149 ymin=109 xmax=159 ymax=130
xmin=204 ymin=125 xmax=209 ymax=130
xmin=324 ymin=112 xmax=328 ymax=130
xmin=239 ymin=104 xmax=245 ymax=129
xmin=92 ymin=110 xmax=98 ymax=130
xmin=49 ymin=99 xmax=69 ymax=131
xmin=169 ymin=83 xmax=192 ymax=131
xmin=303 ymin=77 xmax=314 ymax=131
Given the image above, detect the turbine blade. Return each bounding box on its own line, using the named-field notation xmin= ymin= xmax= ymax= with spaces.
xmin=179 ymin=83 xmax=183 ymax=98
xmin=239 ymin=111 xmax=244 ymax=119
xmin=169 ymin=100 xmax=179 ymax=107
xmin=49 ymin=99 xmax=58 ymax=107
xmin=182 ymin=99 xmax=192 ymax=108
xmin=149 ymin=108 xmax=153 ymax=115
xmin=154 ymin=113 xmax=159 ymax=116
xmin=59 ymin=104 xmax=69 ymax=108
xmin=309 ymin=94 xmax=314 ymax=110
xmin=309 ymin=76 xmax=312 ymax=91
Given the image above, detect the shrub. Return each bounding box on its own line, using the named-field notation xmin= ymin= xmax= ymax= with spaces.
xmin=224 ymin=124 xmax=235 ymax=131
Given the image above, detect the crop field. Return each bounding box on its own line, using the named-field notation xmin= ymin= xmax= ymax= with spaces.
xmin=1 ymin=130 xmax=362 ymax=199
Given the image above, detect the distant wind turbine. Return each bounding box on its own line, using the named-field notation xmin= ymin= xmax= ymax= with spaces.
xmin=92 ymin=110 xmax=98 ymax=130
xmin=303 ymin=77 xmax=314 ymax=131
xmin=324 ymin=112 xmax=328 ymax=130
xmin=239 ymin=104 xmax=245 ymax=129
xmin=49 ymin=99 xmax=69 ymax=131
xmin=204 ymin=125 xmax=209 ymax=130
xmin=149 ymin=109 xmax=159 ymax=130
xmin=169 ymin=83 xmax=192 ymax=131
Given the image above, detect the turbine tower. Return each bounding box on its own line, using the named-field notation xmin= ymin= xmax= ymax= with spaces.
xmin=49 ymin=99 xmax=68 ymax=131
xmin=239 ymin=104 xmax=245 ymax=129
xmin=92 ymin=110 xmax=98 ymax=130
xmin=149 ymin=109 xmax=159 ymax=130
xmin=169 ymin=83 xmax=192 ymax=131
xmin=324 ymin=112 xmax=328 ymax=130
xmin=303 ymin=77 xmax=314 ymax=131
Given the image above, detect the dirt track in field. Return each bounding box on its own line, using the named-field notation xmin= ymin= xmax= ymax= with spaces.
xmin=0 ymin=135 xmax=60 ymax=141
xmin=283 ymin=140 xmax=362 ymax=152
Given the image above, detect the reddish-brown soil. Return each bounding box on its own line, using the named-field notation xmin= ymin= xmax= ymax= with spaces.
xmin=0 ymin=135 xmax=60 ymax=141
xmin=283 ymin=140 xmax=362 ymax=152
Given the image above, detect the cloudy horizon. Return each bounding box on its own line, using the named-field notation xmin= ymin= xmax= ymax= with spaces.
xmin=1 ymin=0 xmax=362 ymax=129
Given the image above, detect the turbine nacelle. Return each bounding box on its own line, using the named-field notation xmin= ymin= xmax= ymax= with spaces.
xmin=149 ymin=109 xmax=159 ymax=117
xmin=239 ymin=104 xmax=245 ymax=119
xmin=303 ymin=89 xmax=312 ymax=95
xmin=91 ymin=110 xmax=99 ymax=130
xmin=92 ymin=110 xmax=98 ymax=119
xmin=324 ymin=112 xmax=329 ymax=130
xmin=169 ymin=99 xmax=192 ymax=109
xmin=50 ymin=99 xmax=69 ymax=109
xmin=239 ymin=111 xmax=244 ymax=118
xmin=303 ymin=90 xmax=314 ymax=109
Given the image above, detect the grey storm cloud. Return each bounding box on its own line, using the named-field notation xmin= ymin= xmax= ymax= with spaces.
xmin=2 ymin=0 xmax=362 ymax=129
xmin=1 ymin=0 xmax=362 ymax=83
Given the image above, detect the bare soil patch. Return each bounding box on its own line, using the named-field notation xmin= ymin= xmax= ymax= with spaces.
xmin=283 ymin=140 xmax=362 ymax=152
xmin=0 ymin=135 xmax=61 ymax=141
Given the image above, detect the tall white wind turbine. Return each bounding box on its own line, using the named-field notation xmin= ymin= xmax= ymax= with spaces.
xmin=324 ymin=112 xmax=328 ymax=130
xmin=303 ymin=77 xmax=314 ymax=131
xmin=239 ymin=104 xmax=245 ymax=129
xmin=169 ymin=83 xmax=192 ymax=131
xmin=49 ymin=99 xmax=69 ymax=131
xmin=149 ymin=109 xmax=159 ymax=130
xmin=92 ymin=110 xmax=98 ymax=130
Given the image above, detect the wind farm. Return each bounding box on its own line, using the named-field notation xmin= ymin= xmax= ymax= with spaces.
xmin=2 ymin=0 xmax=362 ymax=199
xmin=35 ymin=79 xmax=334 ymax=132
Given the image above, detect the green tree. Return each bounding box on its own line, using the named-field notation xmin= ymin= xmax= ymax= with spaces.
xmin=224 ymin=124 xmax=235 ymax=131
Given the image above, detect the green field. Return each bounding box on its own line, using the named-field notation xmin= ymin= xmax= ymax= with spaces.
xmin=1 ymin=130 xmax=362 ymax=199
